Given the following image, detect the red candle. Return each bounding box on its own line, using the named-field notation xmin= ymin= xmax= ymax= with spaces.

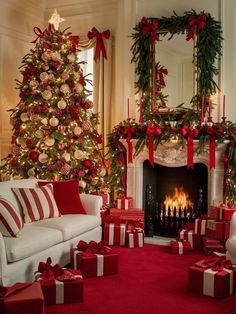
xmin=139 ymin=96 xmax=143 ymax=123
xmin=201 ymin=95 xmax=204 ymax=123
xmin=223 ymin=95 xmax=226 ymax=118
xmin=128 ymin=98 xmax=130 ymax=120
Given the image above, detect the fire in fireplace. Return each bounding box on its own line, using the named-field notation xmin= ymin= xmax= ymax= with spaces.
xmin=163 ymin=186 xmax=194 ymax=214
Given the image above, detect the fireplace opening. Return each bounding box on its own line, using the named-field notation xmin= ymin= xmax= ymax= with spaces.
xmin=143 ymin=161 xmax=208 ymax=237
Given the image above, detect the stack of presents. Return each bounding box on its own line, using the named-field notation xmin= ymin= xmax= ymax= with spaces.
xmin=0 ymin=196 xmax=145 ymax=313
xmin=170 ymin=203 xmax=236 ymax=299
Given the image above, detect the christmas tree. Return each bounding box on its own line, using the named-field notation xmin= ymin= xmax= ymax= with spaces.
xmin=0 ymin=11 xmax=110 ymax=193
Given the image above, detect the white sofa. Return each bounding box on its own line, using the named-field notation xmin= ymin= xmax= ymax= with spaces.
xmin=226 ymin=212 xmax=236 ymax=264
xmin=0 ymin=178 xmax=102 ymax=286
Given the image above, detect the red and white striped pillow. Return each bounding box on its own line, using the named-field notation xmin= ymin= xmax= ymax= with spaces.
xmin=0 ymin=198 xmax=24 ymax=237
xmin=12 ymin=184 xmax=61 ymax=223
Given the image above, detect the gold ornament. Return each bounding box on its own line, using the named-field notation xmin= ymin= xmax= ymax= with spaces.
xmin=41 ymin=51 xmax=51 ymax=62
xmin=100 ymin=167 xmax=107 ymax=177
xmin=42 ymin=90 xmax=52 ymax=100
xmin=49 ymin=116 xmax=59 ymax=127
xmin=38 ymin=153 xmax=48 ymax=164
xmin=35 ymin=130 xmax=44 ymax=138
xmin=74 ymin=126 xmax=82 ymax=135
xmin=62 ymin=152 xmax=71 ymax=162
xmin=48 ymin=73 xmax=55 ymax=81
xmin=57 ymin=100 xmax=67 ymax=109
xmin=67 ymin=53 xmax=76 ymax=62
xmin=75 ymin=83 xmax=83 ymax=93
xmin=41 ymin=118 xmax=48 ymax=126
xmin=29 ymin=80 xmax=39 ymax=89
xmin=40 ymin=72 xmax=49 ymax=81
xmin=51 ymin=51 xmax=61 ymax=61
xmin=16 ymin=136 xmax=26 ymax=147
xmin=20 ymin=112 xmax=29 ymax=122
xmin=27 ymin=168 xmax=36 ymax=177
xmin=60 ymin=83 xmax=70 ymax=94
xmin=45 ymin=137 xmax=55 ymax=146
xmin=74 ymin=149 xmax=86 ymax=159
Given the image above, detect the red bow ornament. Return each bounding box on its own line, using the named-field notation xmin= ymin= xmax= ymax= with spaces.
xmin=88 ymin=27 xmax=110 ymax=62
xmin=124 ymin=125 xmax=135 ymax=163
xmin=156 ymin=66 xmax=168 ymax=86
xmin=140 ymin=17 xmax=159 ymax=43
xmin=181 ymin=125 xmax=199 ymax=168
xmin=37 ymin=257 xmax=64 ymax=282
xmin=186 ymin=12 xmax=207 ymax=41
xmin=196 ymin=256 xmax=233 ymax=272
xmin=31 ymin=24 xmax=53 ymax=43
xmin=77 ymin=240 xmax=112 ymax=256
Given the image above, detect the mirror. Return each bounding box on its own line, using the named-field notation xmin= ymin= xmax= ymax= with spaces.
xmin=155 ymin=34 xmax=194 ymax=109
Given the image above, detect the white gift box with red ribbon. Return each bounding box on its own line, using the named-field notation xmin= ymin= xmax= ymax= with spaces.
xmin=126 ymin=230 xmax=144 ymax=248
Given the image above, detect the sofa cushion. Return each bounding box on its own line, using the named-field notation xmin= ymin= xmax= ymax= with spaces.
xmin=38 ymin=180 xmax=86 ymax=215
xmin=33 ymin=214 xmax=101 ymax=241
xmin=12 ymin=184 xmax=61 ymax=223
xmin=0 ymin=198 xmax=24 ymax=237
xmin=4 ymin=224 xmax=63 ymax=262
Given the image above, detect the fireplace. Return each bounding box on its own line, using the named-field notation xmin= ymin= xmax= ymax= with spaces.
xmin=122 ymin=140 xmax=227 ymax=235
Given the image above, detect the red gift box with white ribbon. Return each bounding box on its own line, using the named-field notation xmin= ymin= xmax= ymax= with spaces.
xmin=188 ymin=257 xmax=236 ymax=298
xmin=206 ymin=220 xmax=224 ymax=239
xmin=219 ymin=205 xmax=236 ymax=221
xmin=117 ymin=197 xmax=133 ymax=210
xmin=103 ymin=222 xmax=126 ymax=246
xmin=209 ymin=206 xmax=220 ymax=220
xmin=34 ymin=258 xmax=83 ymax=305
xmin=177 ymin=229 xmax=202 ymax=250
xmin=170 ymin=240 xmax=192 ymax=255
xmin=1 ymin=282 xmax=44 ymax=314
xmin=126 ymin=229 xmax=144 ymax=248
xmin=70 ymin=248 xmax=118 ymax=278
xmin=194 ymin=217 xmax=207 ymax=235
xmin=91 ymin=192 xmax=110 ymax=205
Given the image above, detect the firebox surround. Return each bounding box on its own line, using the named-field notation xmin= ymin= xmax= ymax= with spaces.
xmin=121 ymin=139 xmax=227 ymax=212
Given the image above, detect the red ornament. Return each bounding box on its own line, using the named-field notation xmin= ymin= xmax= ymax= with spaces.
xmin=103 ymin=159 xmax=110 ymax=171
xmin=29 ymin=150 xmax=39 ymax=161
xmin=47 ymin=164 xmax=54 ymax=171
xmin=155 ymin=127 xmax=162 ymax=136
xmin=26 ymin=139 xmax=33 ymax=148
xmin=78 ymin=170 xmax=85 ymax=177
xmin=10 ymin=159 xmax=18 ymax=167
xmin=66 ymin=132 xmax=73 ymax=139
xmin=83 ymin=159 xmax=92 ymax=168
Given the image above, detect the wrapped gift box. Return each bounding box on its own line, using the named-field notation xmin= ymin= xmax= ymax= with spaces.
xmin=126 ymin=229 xmax=144 ymax=248
xmin=209 ymin=206 xmax=220 ymax=220
xmin=206 ymin=220 xmax=224 ymax=240
xmin=116 ymin=197 xmax=133 ymax=210
xmin=70 ymin=248 xmax=118 ymax=278
xmin=103 ymin=222 xmax=126 ymax=246
xmin=188 ymin=259 xmax=236 ymax=298
xmin=177 ymin=229 xmax=202 ymax=250
xmin=224 ymin=221 xmax=230 ymax=241
xmin=2 ymin=283 xmax=44 ymax=314
xmin=194 ymin=217 xmax=207 ymax=235
xmin=219 ymin=206 xmax=236 ymax=221
xmin=110 ymin=208 xmax=143 ymax=217
xmin=170 ymin=240 xmax=192 ymax=255
xmin=35 ymin=268 xmax=83 ymax=305
xmin=91 ymin=192 xmax=110 ymax=205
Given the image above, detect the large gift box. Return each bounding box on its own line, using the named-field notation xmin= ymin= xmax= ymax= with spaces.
xmin=206 ymin=220 xmax=224 ymax=239
xmin=91 ymin=192 xmax=110 ymax=205
xmin=126 ymin=229 xmax=144 ymax=248
xmin=70 ymin=240 xmax=118 ymax=278
xmin=103 ymin=222 xmax=126 ymax=246
xmin=194 ymin=217 xmax=207 ymax=235
xmin=116 ymin=197 xmax=133 ymax=210
xmin=35 ymin=257 xmax=83 ymax=305
xmin=178 ymin=229 xmax=202 ymax=250
xmin=1 ymin=282 xmax=44 ymax=314
xmin=170 ymin=240 xmax=192 ymax=255
xmin=188 ymin=257 xmax=236 ymax=298
xmin=219 ymin=205 xmax=236 ymax=221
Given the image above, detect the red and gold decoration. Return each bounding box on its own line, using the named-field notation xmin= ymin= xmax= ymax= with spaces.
xmin=87 ymin=27 xmax=110 ymax=63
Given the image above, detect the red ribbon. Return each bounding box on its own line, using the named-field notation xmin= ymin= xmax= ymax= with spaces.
xmin=87 ymin=27 xmax=110 ymax=62
xmin=147 ymin=122 xmax=156 ymax=167
xmin=195 ymin=256 xmax=233 ymax=272
xmin=140 ymin=17 xmax=159 ymax=43
xmin=0 ymin=283 xmax=32 ymax=298
xmin=124 ymin=125 xmax=135 ymax=163
xmin=31 ymin=25 xmax=53 ymax=43
xmin=37 ymin=257 xmax=64 ymax=282
xmin=181 ymin=126 xmax=199 ymax=168
xmin=77 ymin=240 xmax=112 ymax=255
xmin=209 ymin=135 xmax=216 ymax=169
xmin=156 ymin=66 xmax=168 ymax=86
xmin=186 ymin=12 xmax=207 ymax=41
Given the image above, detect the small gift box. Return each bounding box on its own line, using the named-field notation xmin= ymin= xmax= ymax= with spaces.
xmin=219 ymin=205 xmax=236 ymax=221
xmin=103 ymin=222 xmax=126 ymax=246
xmin=126 ymin=228 xmax=144 ymax=248
xmin=206 ymin=220 xmax=224 ymax=240
xmin=34 ymin=257 xmax=83 ymax=305
xmin=188 ymin=257 xmax=236 ymax=298
xmin=194 ymin=216 xmax=208 ymax=235
xmin=177 ymin=229 xmax=202 ymax=250
xmin=70 ymin=240 xmax=118 ymax=278
xmin=91 ymin=192 xmax=110 ymax=205
xmin=170 ymin=240 xmax=192 ymax=255
xmin=116 ymin=197 xmax=133 ymax=210
xmin=1 ymin=282 xmax=44 ymax=314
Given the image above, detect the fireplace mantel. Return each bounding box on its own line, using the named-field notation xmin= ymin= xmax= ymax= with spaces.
xmin=121 ymin=139 xmax=228 ymax=210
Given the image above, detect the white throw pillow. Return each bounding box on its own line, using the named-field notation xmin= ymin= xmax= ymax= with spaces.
xmin=12 ymin=184 xmax=61 ymax=223
xmin=0 ymin=198 xmax=24 ymax=237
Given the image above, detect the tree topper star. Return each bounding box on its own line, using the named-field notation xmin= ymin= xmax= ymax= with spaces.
xmin=48 ymin=9 xmax=64 ymax=30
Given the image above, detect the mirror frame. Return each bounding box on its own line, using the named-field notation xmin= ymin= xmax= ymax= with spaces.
xmin=131 ymin=10 xmax=223 ymax=113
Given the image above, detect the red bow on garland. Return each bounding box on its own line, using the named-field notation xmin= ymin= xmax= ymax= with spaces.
xmin=88 ymin=27 xmax=110 ymax=62
xmin=181 ymin=126 xmax=199 ymax=168
xmin=140 ymin=17 xmax=159 ymax=43
xmin=31 ymin=24 xmax=53 ymax=43
xmin=156 ymin=66 xmax=168 ymax=86
xmin=186 ymin=11 xmax=207 ymax=41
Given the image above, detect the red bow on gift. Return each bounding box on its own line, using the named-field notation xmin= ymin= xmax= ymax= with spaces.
xmin=195 ymin=256 xmax=233 ymax=272
xmin=140 ymin=17 xmax=159 ymax=43
xmin=88 ymin=27 xmax=110 ymax=62
xmin=31 ymin=24 xmax=53 ymax=43
xmin=77 ymin=240 xmax=112 ymax=255
xmin=37 ymin=257 xmax=64 ymax=282
xmin=186 ymin=12 xmax=207 ymax=41
xmin=156 ymin=66 xmax=168 ymax=86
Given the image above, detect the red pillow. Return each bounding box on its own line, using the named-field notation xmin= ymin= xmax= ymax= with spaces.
xmin=38 ymin=180 xmax=86 ymax=215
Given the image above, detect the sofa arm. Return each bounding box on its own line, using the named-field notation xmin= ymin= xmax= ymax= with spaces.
xmin=80 ymin=194 xmax=102 ymax=217
xmin=0 ymin=232 xmax=7 ymax=285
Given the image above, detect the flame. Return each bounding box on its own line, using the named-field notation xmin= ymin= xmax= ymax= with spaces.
xmin=164 ymin=186 xmax=193 ymax=210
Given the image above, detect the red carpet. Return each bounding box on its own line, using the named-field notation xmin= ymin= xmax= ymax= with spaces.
xmin=45 ymin=244 xmax=236 ymax=314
